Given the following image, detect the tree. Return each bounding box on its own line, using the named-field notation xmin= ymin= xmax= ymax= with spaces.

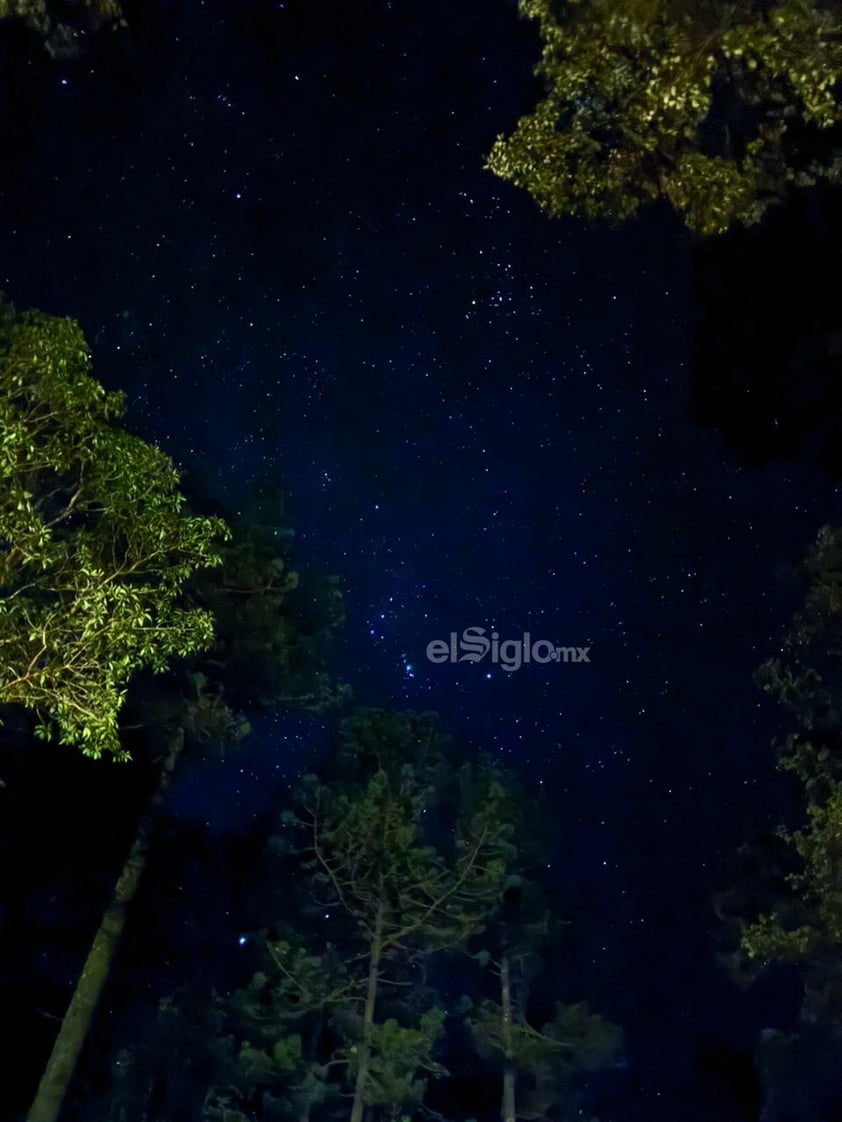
xmin=353 ymin=1010 xmax=446 ymax=1122
xmin=79 ymin=991 xmax=240 ymax=1122
xmin=24 ymin=495 xmax=348 ymax=1122
xmin=226 ymin=932 xmax=359 ymax=1122
xmin=720 ymin=525 xmax=842 ymax=1117
xmin=20 ymin=471 xmax=348 ymax=1121
xmin=0 ymin=0 xmax=125 ymax=59
xmin=222 ymin=709 xmax=515 ymax=1122
xmin=25 ymin=651 xmax=265 ymax=1122
xmin=471 ymin=999 xmax=622 ymax=1122
xmin=296 ymin=711 xmax=513 ymax=1122
xmin=184 ymin=486 xmax=350 ymax=715
xmin=457 ymin=769 xmax=622 ymax=1122
xmin=0 ymin=0 xmax=122 ymax=26
xmin=83 ymin=711 xmax=621 ymax=1122
xmin=0 ymin=305 xmax=229 ymax=759
xmin=488 ymin=0 xmax=842 ymax=235
xmin=742 ymin=525 xmax=842 ymax=990
xmin=27 ymin=724 xmax=190 ymax=1122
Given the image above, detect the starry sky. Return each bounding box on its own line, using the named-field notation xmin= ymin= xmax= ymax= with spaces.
xmin=3 ymin=2 xmax=842 ymax=1119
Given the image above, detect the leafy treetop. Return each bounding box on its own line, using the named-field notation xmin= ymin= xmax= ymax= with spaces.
xmin=739 ymin=526 xmax=842 ymax=1024
xmin=488 ymin=0 xmax=842 ymax=235
xmin=0 ymin=305 xmax=229 ymax=760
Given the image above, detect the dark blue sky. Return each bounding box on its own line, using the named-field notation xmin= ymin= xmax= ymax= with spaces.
xmin=3 ymin=2 xmax=841 ymax=1118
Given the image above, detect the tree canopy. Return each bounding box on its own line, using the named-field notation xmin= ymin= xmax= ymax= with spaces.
xmin=0 ymin=0 xmax=124 ymax=59
xmin=708 ymin=525 xmax=842 ymax=1114
xmin=741 ymin=525 xmax=842 ymax=979
xmin=488 ymin=0 xmax=842 ymax=235
xmin=0 ymin=305 xmax=228 ymax=759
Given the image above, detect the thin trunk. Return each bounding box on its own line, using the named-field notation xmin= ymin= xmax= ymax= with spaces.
xmin=500 ymin=950 xmax=516 ymax=1122
xmin=26 ymin=730 xmax=185 ymax=1122
xmin=349 ymin=902 xmax=385 ymax=1122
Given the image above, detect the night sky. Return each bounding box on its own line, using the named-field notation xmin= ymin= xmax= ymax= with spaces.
xmin=2 ymin=2 xmax=842 ymax=1120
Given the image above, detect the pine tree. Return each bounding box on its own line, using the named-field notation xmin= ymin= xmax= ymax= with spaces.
xmin=458 ymin=770 xmax=622 ymax=1122
xmin=230 ymin=709 xmax=516 ymax=1122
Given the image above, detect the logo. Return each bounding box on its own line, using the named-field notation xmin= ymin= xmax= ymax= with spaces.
xmin=426 ymin=628 xmax=591 ymax=673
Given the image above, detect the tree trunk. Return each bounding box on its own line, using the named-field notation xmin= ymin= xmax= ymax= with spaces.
xmin=500 ymin=950 xmax=516 ymax=1122
xmin=26 ymin=730 xmax=185 ymax=1122
xmin=349 ymin=902 xmax=384 ymax=1122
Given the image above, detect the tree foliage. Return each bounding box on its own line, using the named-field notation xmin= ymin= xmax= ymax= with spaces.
xmin=349 ymin=1009 xmax=447 ymax=1120
xmin=76 ymin=710 xmax=622 ymax=1122
xmin=472 ymin=998 xmax=622 ymax=1121
xmin=0 ymin=0 xmax=124 ymax=59
xmin=212 ymin=710 xmax=518 ymax=1122
xmin=488 ymin=0 xmax=842 ymax=235
xmin=739 ymin=525 xmax=842 ymax=1025
xmin=458 ymin=771 xmax=622 ymax=1122
xmin=185 ymin=489 xmax=350 ymax=716
xmin=0 ymin=306 xmax=229 ymax=759
xmin=281 ymin=710 xmax=514 ymax=1122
